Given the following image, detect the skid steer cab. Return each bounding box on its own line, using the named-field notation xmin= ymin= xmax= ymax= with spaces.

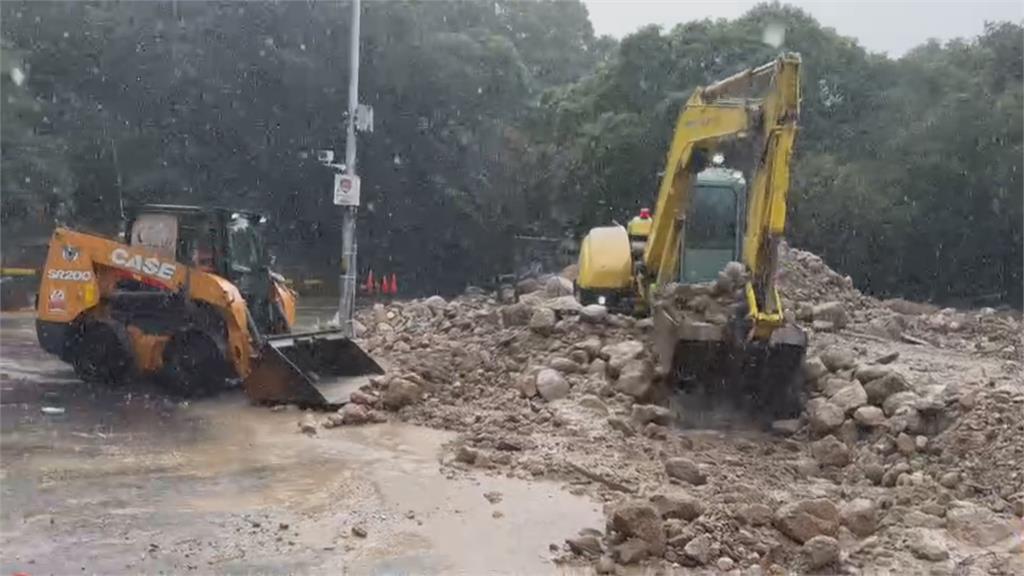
xmin=35 ymin=204 xmax=382 ymax=407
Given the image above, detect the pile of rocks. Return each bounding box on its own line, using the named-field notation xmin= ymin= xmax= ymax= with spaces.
xmin=654 ymin=261 xmax=748 ymax=329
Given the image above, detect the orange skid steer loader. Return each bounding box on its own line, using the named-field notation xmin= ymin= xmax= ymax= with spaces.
xmin=35 ymin=205 xmax=382 ymax=407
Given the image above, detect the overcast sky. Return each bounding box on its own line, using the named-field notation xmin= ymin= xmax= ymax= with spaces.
xmin=582 ymin=1 xmax=1023 ymax=56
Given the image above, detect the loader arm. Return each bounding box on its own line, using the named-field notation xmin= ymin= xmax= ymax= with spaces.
xmin=642 ymin=54 xmax=801 ymax=337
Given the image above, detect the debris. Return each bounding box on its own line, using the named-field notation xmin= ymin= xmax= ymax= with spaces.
xmin=664 ymin=457 xmax=707 ymax=486
xmin=351 ymin=525 xmax=367 ymax=538
xmin=773 ymin=499 xmax=840 ymax=543
xmin=908 ymin=528 xmax=948 ymax=561
xmin=801 ymin=535 xmax=839 ymax=569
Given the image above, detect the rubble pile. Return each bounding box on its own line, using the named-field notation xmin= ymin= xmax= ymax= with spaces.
xmin=654 ymin=261 xmax=747 ymax=328
xmin=297 ymin=246 xmax=1021 ymax=574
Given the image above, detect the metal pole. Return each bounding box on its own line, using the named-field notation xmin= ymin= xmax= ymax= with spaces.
xmin=338 ymin=0 xmax=360 ymax=336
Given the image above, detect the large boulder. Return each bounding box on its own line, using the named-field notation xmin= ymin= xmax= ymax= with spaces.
xmin=609 ymin=501 xmax=666 ymax=556
xmin=840 ymin=498 xmax=878 ymax=537
xmin=383 ymin=378 xmax=422 ymax=410
xmin=545 ymin=276 xmax=574 ymax=297
xmin=806 ymin=398 xmax=845 ymax=435
xmin=853 ymin=405 xmax=886 ymax=427
xmin=773 ymin=499 xmax=840 ymax=543
xmin=580 ymin=304 xmax=609 ymax=324
xmin=500 ymin=302 xmax=533 ymax=326
xmin=614 ymin=360 xmax=654 ymax=400
xmin=536 ymin=369 xmax=570 ymax=401
xmin=812 ymin=301 xmax=848 ymax=329
xmin=829 ymin=381 xmax=868 ymax=414
xmin=649 ymin=491 xmax=705 ymax=521
xmin=864 ymin=372 xmax=910 ymax=405
xmin=601 ymin=340 xmax=645 ymax=371
xmin=803 ymin=357 xmax=828 ymax=382
xmin=529 ymin=307 xmax=557 ymax=335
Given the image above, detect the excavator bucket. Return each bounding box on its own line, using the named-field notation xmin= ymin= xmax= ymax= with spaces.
xmin=243 ymin=329 xmax=384 ymax=408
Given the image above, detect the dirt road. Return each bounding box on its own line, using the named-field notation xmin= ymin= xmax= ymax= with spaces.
xmin=0 ymin=312 xmax=601 ymax=575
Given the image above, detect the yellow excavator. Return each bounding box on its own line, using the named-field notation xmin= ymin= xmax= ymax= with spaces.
xmin=577 ymin=54 xmax=806 ymax=417
xmin=35 ymin=204 xmax=382 ymax=407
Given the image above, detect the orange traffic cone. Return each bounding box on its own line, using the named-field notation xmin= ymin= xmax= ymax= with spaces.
xmin=380 ymin=276 xmax=390 ymax=295
xmin=365 ymin=270 xmax=376 ymax=294
xmin=389 ymin=273 xmax=398 ymax=296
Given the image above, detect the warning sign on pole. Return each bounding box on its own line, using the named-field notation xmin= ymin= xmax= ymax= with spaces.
xmin=333 ymin=174 xmax=361 ymax=206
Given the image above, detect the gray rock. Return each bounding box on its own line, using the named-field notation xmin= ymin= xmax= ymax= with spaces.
xmin=802 ymin=535 xmax=840 ymax=569
xmin=812 ymin=301 xmax=848 ymax=329
xmin=578 ymin=395 xmax=609 ymax=415
xmin=888 ymin=405 xmax=923 ymax=435
xmin=501 ymin=302 xmax=533 ymax=326
xmin=580 ymin=304 xmax=609 ymax=324
xmin=516 ymin=277 xmax=542 ymax=295
xmin=664 ymin=457 xmax=707 ymax=485
xmin=566 ymin=534 xmax=603 ymax=557
xmin=771 ymin=419 xmax=801 ymax=436
xmin=383 ymin=378 xmax=422 ymax=410
xmin=608 ymin=416 xmax=635 ymax=436
xmin=864 ymin=373 xmax=910 ymax=405
xmin=773 ymin=499 xmax=840 ymax=543
xmin=424 ymin=295 xmax=447 ymax=311
xmin=875 ymin=351 xmax=900 ymax=364
xmin=820 ymin=375 xmax=852 ymax=397
xmin=840 ymin=498 xmax=878 ymax=537
xmin=298 ymin=414 xmax=318 ymax=435
xmin=543 ymin=295 xmax=582 ymax=313
xmin=909 ymin=528 xmax=948 ymax=561
xmin=883 ymin=391 xmax=920 ymax=416
xmin=545 ymin=276 xmax=574 ymax=297
xmin=853 ymin=405 xmax=886 ymax=427
xmin=595 ymin=555 xmax=616 ymax=574
xmin=536 ymin=369 xmax=570 ymax=401
xmin=614 ymin=359 xmax=653 ymax=400
xmin=549 ymin=356 xmax=583 ymax=374
xmin=863 ymin=462 xmax=885 ymax=485
xmin=882 ymin=462 xmax=911 ymax=487
xmin=529 ymin=307 xmax=557 ymax=335
xmin=895 ymin=432 xmax=917 ymax=455
xmin=806 ymin=398 xmax=845 ymax=435
xmin=945 ymin=503 xmax=1019 ymax=547
xmin=716 ymin=557 xmax=736 ymax=571
xmin=811 ymin=435 xmax=851 ymax=467
xmin=649 ymin=491 xmax=705 ymax=521
xmin=613 ymin=538 xmax=648 ymax=564
xmin=569 ymin=349 xmax=590 ymax=365
xmin=339 ymin=403 xmax=372 ymax=425
xmin=739 ymin=503 xmax=773 ymax=526
xmin=820 ymin=348 xmax=856 ymax=372
xmin=855 ymin=365 xmax=892 ymax=384
xmin=575 ymin=337 xmax=603 ymax=358
xmin=610 ymin=501 xmax=666 ymax=556
xmin=601 ymin=340 xmax=645 ymax=370
xmin=631 ymin=403 xmax=674 ymax=426
xmin=517 ymin=371 xmax=538 ymax=398
xmin=938 ymin=471 xmax=959 ymax=489
xmin=829 ymin=381 xmax=868 ymax=414
xmin=683 ymin=534 xmax=714 ymax=565
xmin=587 ymin=358 xmax=607 ymax=376
xmin=803 ymin=357 xmax=828 ymax=382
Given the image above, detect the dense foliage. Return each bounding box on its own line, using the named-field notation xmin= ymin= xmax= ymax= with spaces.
xmin=1 ymin=1 xmax=1020 ymax=305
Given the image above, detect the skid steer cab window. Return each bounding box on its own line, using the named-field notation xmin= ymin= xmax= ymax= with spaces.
xmin=227 ymin=216 xmax=264 ymax=275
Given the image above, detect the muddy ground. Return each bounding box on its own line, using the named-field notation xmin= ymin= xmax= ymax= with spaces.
xmin=0 ymin=311 xmax=602 ymax=575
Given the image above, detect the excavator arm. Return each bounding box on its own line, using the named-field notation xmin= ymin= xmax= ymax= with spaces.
xmin=642 ymin=53 xmax=801 ymax=337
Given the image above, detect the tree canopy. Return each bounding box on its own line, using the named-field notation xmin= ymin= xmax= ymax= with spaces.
xmin=1 ymin=1 xmax=1020 ymax=306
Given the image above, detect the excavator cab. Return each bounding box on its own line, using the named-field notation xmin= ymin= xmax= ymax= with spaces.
xmin=679 ymin=169 xmax=746 ymax=284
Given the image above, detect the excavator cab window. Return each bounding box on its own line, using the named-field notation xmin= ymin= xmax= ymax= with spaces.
xmin=681 ymin=183 xmax=740 ymax=284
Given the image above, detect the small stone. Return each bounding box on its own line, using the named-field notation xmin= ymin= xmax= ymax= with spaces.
xmin=536 ymin=369 xmax=570 ymax=401
xmin=517 ymin=372 xmax=538 ymax=398
xmin=455 ymin=445 xmax=479 ymax=465
xmin=298 ymin=414 xmax=317 ymax=435
xmin=908 ymin=528 xmax=948 ymax=561
xmin=631 ymin=403 xmax=674 ymax=426
xmin=938 ymin=471 xmax=959 ymax=489
xmin=483 ymin=491 xmax=503 ymax=504
xmin=812 ymin=301 xmax=848 ymax=329
xmin=895 ymin=432 xmax=917 ymax=456
xmin=664 ymin=457 xmax=707 ymax=485
xmin=614 ymin=359 xmax=654 ymax=400
xmin=683 ymin=534 xmax=714 ymax=566
xmin=351 ymin=525 xmax=367 ymax=538
xmin=801 ymin=535 xmax=840 ymax=569
xmin=608 ymin=416 xmax=635 ymax=436
xmin=549 ymin=357 xmax=582 ymax=374
xmin=914 ymin=435 xmax=928 ymax=451
xmin=569 ymin=349 xmax=590 ymax=365
xmin=863 ymin=462 xmax=885 ymax=485
xmin=601 ymin=340 xmax=645 ymax=371
xmin=492 ymin=510 xmax=503 ymax=519
xmin=716 ymin=557 xmax=736 ymax=571
xmin=338 ymin=403 xmax=371 ymax=425
xmin=882 ymin=462 xmax=911 ymax=487
xmin=545 ymin=276 xmax=574 ymax=297
xmin=853 ymin=405 xmax=886 ymax=427
xmin=840 ymin=498 xmax=878 ymax=537
xmin=579 ymin=395 xmax=609 ymax=415
xmin=614 ymin=538 xmax=648 ymax=564
xmin=383 ymin=378 xmax=422 ymax=410
xmin=596 ymin=556 xmax=616 ymax=574
xmin=829 ymin=381 xmax=868 ymax=413
xmin=610 ymin=501 xmax=666 ymax=556
xmin=854 ymin=365 xmax=892 ymax=384
xmin=771 ymin=419 xmax=801 ymax=436
xmin=580 ymin=304 xmax=609 ymax=324
xmin=811 ymin=435 xmax=851 ymax=467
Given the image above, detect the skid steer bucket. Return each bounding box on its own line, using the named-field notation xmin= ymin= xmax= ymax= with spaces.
xmin=243 ymin=329 xmax=384 ymax=408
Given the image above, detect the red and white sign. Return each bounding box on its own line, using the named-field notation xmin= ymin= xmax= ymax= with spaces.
xmin=333 ymin=174 xmax=361 ymax=206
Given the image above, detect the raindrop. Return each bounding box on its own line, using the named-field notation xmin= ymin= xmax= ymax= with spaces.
xmin=10 ymin=67 xmax=26 ymax=87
